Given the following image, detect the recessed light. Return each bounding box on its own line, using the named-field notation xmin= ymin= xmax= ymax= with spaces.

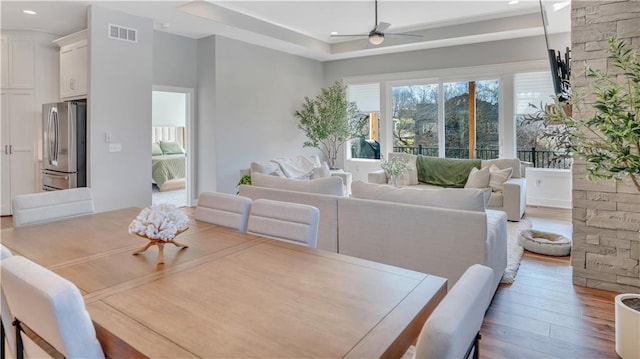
xmin=508 ymin=0 xmax=519 ymax=4
xmin=330 ymin=31 xmax=339 ymax=35
xmin=23 ymin=10 xmax=37 ymax=15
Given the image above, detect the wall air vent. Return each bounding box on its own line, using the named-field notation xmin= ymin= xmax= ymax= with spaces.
xmin=108 ymin=24 xmax=137 ymax=43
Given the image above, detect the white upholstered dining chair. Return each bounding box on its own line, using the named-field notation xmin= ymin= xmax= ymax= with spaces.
xmin=413 ymin=264 xmax=494 ymax=359
xmin=0 ymin=245 xmax=16 ymax=359
xmin=247 ymin=199 xmax=320 ymax=248
xmin=1 ymin=256 xmax=105 ymax=359
xmin=194 ymin=192 xmax=252 ymax=232
xmin=12 ymin=188 xmax=95 ymax=227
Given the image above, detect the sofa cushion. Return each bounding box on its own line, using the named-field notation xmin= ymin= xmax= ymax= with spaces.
xmin=464 ymin=166 xmax=491 ymax=189
xmin=388 ymin=152 xmax=419 ymax=185
xmin=416 ymin=156 xmax=481 ymax=188
xmin=351 ymin=181 xmax=486 ymax=212
xmin=488 ymin=165 xmax=513 ymax=192
xmin=482 ymin=158 xmax=521 ymax=178
xmin=251 ymin=172 xmax=345 ymax=196
xmin=487 ymin=191 xmax=503 ymax=207
xmin=250 ymin=161 xmax=285 ymax=177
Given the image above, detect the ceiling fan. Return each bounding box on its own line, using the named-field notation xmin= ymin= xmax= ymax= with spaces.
xmin=330 ymin=0 xmax=424 ymax=46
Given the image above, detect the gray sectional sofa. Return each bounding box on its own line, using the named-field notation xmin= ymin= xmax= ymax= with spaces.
xmin=239 ymin=179 xmax=507 ymax=293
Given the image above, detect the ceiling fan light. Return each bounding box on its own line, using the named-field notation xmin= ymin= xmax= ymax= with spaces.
xmin=369 ymin=33 xmax=384 ymax=45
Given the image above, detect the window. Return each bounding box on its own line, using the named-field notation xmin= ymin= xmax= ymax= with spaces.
xmin=514 ymin=72 xmax=569 ymax=168
xmin=348 ymin=83 xmax=380 ymax=159
xmin=391 ymin=79 xmax=499 ymax=159
xmin=392 ymin=84 xmax=439 ymax=156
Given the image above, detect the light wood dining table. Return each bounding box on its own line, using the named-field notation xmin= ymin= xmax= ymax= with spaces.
xmin=1 ymin=207 xmax=447 ymax=358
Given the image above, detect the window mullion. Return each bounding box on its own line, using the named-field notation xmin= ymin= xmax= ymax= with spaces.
xmin=438 ymin=83 xmax=445 ymax=158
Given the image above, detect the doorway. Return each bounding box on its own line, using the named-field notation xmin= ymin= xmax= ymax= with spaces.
xmin=151 ymin=86 xmax=195 ymax=208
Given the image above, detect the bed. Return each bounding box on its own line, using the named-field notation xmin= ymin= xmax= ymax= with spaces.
xmin=152 ymin=153 xmax=186 ymax=191
xmin=152 ymin=127 xmax=186 ymax=192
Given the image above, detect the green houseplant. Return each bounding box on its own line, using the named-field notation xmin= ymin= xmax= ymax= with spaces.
xmin=533 ymin=38 xmax=640 ymax=191
xmin=295 ymin=81 xmax=367 ymax=169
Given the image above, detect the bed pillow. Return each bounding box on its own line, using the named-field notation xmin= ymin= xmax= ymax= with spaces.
xmin=159 ymin=141 xmax=185 ymax=155
xmin=152 ymin=142 xmax=163 ymax=156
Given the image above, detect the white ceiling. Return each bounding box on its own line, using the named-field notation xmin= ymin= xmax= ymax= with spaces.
xmin=0 ymin=0 xmax=570 ymax=61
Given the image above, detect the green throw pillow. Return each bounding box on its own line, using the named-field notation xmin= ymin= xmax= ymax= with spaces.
xmin=152 ymin=142 xmax=163 ymax=156
xmin=159 ymin=141 xmax=185 ymax=155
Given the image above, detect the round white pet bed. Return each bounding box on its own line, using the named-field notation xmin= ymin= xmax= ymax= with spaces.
xmin=518 ymin=229 xmax=572 ymax=256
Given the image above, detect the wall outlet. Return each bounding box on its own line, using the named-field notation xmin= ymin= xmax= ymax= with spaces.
xmin=109 ymin=143 xmax=122 ymax=152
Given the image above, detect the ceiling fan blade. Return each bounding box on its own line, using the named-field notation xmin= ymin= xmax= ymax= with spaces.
xmin=376 ymin=22 xmax=391 ymax=32
xmin=330 ymin=34 xmax=370 ymax=37
xmin=385 ymin=33 xmax=424 ymax=38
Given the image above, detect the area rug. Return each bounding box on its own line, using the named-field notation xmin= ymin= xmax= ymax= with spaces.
xmin=500 ymin=219 xmax=532 ymax=284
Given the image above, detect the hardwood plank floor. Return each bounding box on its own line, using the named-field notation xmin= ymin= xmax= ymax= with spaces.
xmin=481 ymin=206 xmax=618 ymax=358
xmin=2 ymin=206 xmax=619 ymax=358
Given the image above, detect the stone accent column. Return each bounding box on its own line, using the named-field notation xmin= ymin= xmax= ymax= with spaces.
xmin=571 ymin=1 xmax=640 ymax=293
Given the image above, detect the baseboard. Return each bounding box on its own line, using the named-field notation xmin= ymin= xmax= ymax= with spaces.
xmin=527 ymin=196 xmax=572 ymax=209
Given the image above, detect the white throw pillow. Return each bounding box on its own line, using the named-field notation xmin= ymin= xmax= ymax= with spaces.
xmin=308 ymin=154 xmax=322 ymax=168
xmin=351 ymin=181 xmax=486 ymax=212
xmin=250 ymin=161 xmax=285 ymax=177
xmin=488 ymin=164 xmax=513 ymax=192
xmin=388 ymin=152 xmax=419 ymax=185
xmin=482 ymin=158 xmax=521 ymax=178
xmin=310 ymin=161 xmax=331 ymax=179
xmin=251 ymin=172 xmax=345 ymax=196
xmin=464 ymin=166 xmax=491 ymax=189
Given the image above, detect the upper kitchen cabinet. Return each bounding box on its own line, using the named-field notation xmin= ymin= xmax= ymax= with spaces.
xmin=1 ymin=35 xmax=35 ymax=89
xmin=54 ymin=29 xmax=87 ymax=100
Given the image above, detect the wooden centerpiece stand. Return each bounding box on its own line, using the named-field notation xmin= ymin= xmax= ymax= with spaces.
xmin=132 ymin=229 xmax=189 ymax=265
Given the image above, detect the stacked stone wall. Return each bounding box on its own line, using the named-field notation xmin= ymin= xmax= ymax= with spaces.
xmin=572 ymin=1 xmax=640 ymax=293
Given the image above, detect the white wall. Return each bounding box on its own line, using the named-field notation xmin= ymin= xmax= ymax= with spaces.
xmin=88 ymin=5 xmax=153 ymax=212
xmin=205 ymin=36 xmax=324 ymax=194
xmin=196 ymin=35 xmax=216 ymax=194
xmin=153 ymin=31 xmax=198 ymax=88
xmin=526 ymin=168 xmax=572 ymax=208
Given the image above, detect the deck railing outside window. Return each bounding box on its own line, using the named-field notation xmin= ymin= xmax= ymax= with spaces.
xmin=392 ymin=146 xmax=571 ymax=169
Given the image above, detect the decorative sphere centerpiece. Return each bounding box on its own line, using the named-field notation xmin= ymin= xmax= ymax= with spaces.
xmin=129 ymin=204 xmax=189 ymax=265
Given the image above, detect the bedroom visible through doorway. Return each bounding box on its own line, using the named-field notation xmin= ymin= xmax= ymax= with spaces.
xmin=151 ymin=86 xmax=194 ymax=208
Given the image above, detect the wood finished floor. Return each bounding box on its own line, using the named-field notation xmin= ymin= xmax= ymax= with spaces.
xmin=481 ymin=206 xmax=618 ymax=358
xmin=1 ymin=207 xmax=619 ymax=358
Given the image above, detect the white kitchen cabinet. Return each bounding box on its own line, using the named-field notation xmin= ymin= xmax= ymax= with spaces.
xmin=1 ymin=89 xmax=36 ymax=215
xmin=55 ymin=30 xmax=87 ymax=100
xmin=1 ymin=36 xmax=35 ymax=89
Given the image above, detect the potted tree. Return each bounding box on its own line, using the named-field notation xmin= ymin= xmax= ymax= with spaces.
xmin=295 ymin=81 xmax=367 ymax=169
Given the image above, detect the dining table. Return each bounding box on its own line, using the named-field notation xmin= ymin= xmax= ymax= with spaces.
xmin=1 ymin=207 xmax=447 ymax=358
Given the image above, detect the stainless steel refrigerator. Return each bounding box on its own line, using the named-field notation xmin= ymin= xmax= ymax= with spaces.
xmin=42 ymin=101 xmax=87 ymax=191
